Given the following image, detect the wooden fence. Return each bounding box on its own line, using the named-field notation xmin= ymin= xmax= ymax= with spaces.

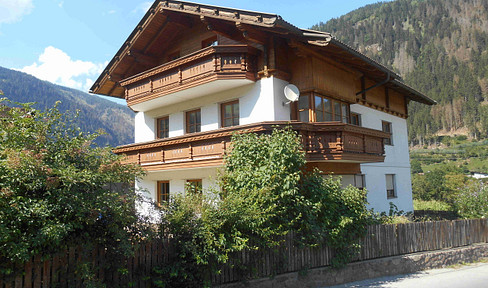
xmin=2 ymin=219 xmax=487 ymax=287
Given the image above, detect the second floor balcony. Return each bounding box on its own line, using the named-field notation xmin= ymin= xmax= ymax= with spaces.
xmin=120 ymin=45 xmax=258 ymax=111
xmin=114 ymin=121 xmax=389 ymax=172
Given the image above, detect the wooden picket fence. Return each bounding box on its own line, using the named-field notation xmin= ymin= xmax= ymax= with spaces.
xmin=2 ymin=219 xmax=488 ymax=287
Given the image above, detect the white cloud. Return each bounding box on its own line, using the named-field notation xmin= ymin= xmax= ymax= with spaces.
xmin=58 ymin=1 xmax=64 ymax=8
xmin=0 ymin=0 xmax=34 ymax=24
xmin=19 ymin=46 xmax=107 ymax=92
xmin=108 ymin=10 xmax=116 ymax=14
xmin=132 ymin=1 xmax=152 ymax=15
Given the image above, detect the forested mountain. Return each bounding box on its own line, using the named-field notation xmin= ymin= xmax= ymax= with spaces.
xmin=0 ymin=66 xmax=134 ymax=147
xmin=312 ymin=0 xmax=488 ymax=145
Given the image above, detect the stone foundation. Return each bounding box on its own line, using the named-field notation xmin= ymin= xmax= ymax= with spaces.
xmin=218 ymin=243 xmax=488 ymax=288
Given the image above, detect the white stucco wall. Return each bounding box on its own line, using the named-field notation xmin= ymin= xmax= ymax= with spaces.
xmin=134 ymin=112 xmax=155 ymax=143
xmin=240 ymin=76 xmax=290 ymax=124
xmin=134 ymin=77 xmax=292 ymax=140
xmin=351 ymin=104 xmax=413 ymax=213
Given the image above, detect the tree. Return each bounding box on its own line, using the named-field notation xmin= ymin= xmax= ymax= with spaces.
xmin=155 ymin=128 xmax=373 ymax=287
xmin=454 ymin=181 xmax=488 ymax=218
xmin=0 ymin=99 xmax=146 ymax=276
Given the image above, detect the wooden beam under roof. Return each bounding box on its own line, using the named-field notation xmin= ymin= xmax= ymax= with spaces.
xmin=235 ymin=22 xmax=268 ymax=45
xmin=200 ymin=16 xmax=244 ymax=42
xmin=127 ymin=50 xmax=158 ymax=66
xmin=108 ymin=73 xmax=125 ymax=83
xmin=142 ymin=17 xmax=170 ymax=53
xmin=161 ymin=10 xmax=194 ymax=28
xmin=288 ymin=39 xmax=363 ymax=78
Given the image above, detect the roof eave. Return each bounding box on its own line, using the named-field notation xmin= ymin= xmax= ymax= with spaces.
xmin=391 ymin=79 xmax=436 ymax=105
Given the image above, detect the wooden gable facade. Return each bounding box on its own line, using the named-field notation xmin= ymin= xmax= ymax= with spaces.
xmin=91 ymin=0 xmax=435 ymax=172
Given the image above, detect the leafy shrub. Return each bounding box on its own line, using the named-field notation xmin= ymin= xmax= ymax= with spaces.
xmin=154 ymin=128 xmax=373 ymax=287
xmin=0 ymin=99 xmax=147 ymax=276
xmin=413 ymin=199 xmax=452 ymax=211
xmin=454 ymin=181 xmax=488 ymax=218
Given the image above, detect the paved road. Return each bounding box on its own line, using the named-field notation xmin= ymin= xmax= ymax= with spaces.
xmin=326 ymin=262 xmax=488 ymax=288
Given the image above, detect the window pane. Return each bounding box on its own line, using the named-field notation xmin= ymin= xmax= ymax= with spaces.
xmin=315 ymin=96 xmax=323 ymax=112
xmin=299 ymin=110 xmax=309 ymax=122
xmin=298 ymin=96 xmax=309 ymax=109
xmin=225 ymin=105 xmax=232 ymax=119
xmin=186 ymin=180 xmax=202 ymax=194
xmin=351 ymin=113 xmax=360 ymax=126
xmin=158 ymin=181 xmax=170 ymax=203
xmin=386 ymin=174 xmax=394 ymax=189
xmin=342 ymin=104 xmax=350 ymax=122
xmin=222 ymin=102 xmax=239 ymax=127
xmin=355 ymin=175 xmax=364 ymax=188
xmin=334 ymin=102 xmax=341 ymax=121
xmin=225 ymin=118 xmax=231 ymax=127
xmin=316 ymin=111 xmax=324 ymax=122
xmin=324 ymin=112 xmax=333 ymax=121
xmin=323 ymin=98 xmax=331 ymax=113
xmin=382 ymin=121 xmax=392 ymax=145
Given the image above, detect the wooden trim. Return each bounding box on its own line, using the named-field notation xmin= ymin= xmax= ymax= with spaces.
xmin=114 ymin=121 xmax=390 ymax=153
xmin=305 ymin=162 xmax=361 ymax=174
xmin=361 ymin=76 xmax=366 ymax=101
xmin=115 ymin=121 xmax=388 ymax=172
xmin=221 ymin=100 xmax=239 ymax=128
xmin=120 ymin=45 xmax=256 ymax=86
xmin=385 ymin=87 xmax=390 ymax=109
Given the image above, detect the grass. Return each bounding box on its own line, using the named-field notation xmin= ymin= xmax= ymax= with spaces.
xmin=413 ymin=199 xmax=452 ymax=211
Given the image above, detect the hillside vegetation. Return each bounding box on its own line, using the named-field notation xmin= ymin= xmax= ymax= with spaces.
xmin=0 ymin=66 xmax=134 ymax=147
xmin=313 ymin=0 xmax=488 ymax=144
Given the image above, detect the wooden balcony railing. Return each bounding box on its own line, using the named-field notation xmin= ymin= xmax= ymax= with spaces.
xmin=114 ymin=122 xmax=389 ymax=171
xmin=120 ymin=45 xmax=258 ymax=106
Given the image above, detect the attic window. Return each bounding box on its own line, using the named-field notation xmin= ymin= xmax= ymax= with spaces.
xmin=202 ymin=36 xmax=218 ymax=48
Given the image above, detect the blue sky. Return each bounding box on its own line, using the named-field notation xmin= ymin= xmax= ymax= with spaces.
xmin=0 ymin=0 xmax=390 ymax=104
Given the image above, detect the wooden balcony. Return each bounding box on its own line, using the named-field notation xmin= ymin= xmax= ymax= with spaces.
xmin=114 ymin=122 xmax=389 ymax=172
xmin=120 ymin=45 xmax=258 ymax=109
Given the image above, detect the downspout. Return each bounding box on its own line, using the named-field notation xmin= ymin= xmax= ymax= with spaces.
xmin=355 ymin=72 xmax=391 ymax=96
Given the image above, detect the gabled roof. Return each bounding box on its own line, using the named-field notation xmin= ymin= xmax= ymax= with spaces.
xmin=90 ymin=0 xmax=435 ymax=106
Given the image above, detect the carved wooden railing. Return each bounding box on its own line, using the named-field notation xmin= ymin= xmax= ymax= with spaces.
xmin=114 ymin=122 xmax=389 ymax=171
xmin=120 ymin=45 xmax=258 ymax=106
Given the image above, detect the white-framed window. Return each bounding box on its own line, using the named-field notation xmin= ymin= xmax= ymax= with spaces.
xmin=386 ymin=174 xmax=396 ymax=199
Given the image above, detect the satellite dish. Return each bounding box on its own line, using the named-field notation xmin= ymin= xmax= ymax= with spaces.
xmin=284 ymin=84 xmax=300 ymax=104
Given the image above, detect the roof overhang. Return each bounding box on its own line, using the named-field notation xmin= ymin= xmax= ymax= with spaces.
xmin=90 ymin=0 xmax=435 ymax=106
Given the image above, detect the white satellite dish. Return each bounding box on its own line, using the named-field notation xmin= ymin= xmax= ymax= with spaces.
xmin=283 ymin=84 xmax=300 ymax=105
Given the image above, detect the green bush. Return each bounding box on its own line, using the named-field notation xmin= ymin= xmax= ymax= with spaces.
xmin=0 ymin=99 xmax=147 ymax=276
xmin=454 ymin=181 xmax=488 ymax=218
xmin=154 ymin=128 xmax=372 ymax=287
xmin=413 ymin=199 xmax=452 ymax=211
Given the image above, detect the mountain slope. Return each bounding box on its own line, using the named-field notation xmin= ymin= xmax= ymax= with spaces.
xmin=0 ymin=66 xmax=134 ymax=147
xmin=312 ymin=0 xmax=488 ymax=144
